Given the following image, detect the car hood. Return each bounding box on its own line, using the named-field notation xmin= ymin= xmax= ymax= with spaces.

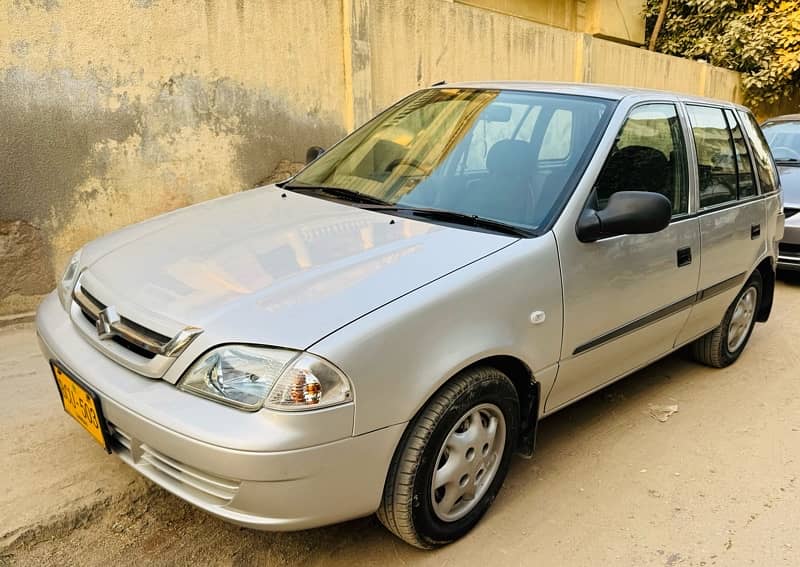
xmin=79 ymin=186 xmax=514 ymax=349
xmin=779 ymin=164 xmax=800 ymax=207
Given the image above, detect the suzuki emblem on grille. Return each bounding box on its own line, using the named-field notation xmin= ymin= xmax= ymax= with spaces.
xmin=96 ymin=306 xmax=120 ymax=340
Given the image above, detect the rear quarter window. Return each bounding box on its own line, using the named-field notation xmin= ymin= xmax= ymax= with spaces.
xmin=724 ymin=109 xmax=757 ymax=199
xmin=738 ymin=110 xmax=780 ymax=194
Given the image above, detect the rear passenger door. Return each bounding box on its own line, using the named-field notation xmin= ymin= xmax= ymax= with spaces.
xmin=676 ymin=105 xmax=767 ymax=346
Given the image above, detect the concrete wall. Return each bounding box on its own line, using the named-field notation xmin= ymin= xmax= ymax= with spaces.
xmin=585 ymin=36 xmax=741 ymax=99
xmin=459 ymin=0 xmax=646 ymax=46
xmin=457 ymin=0 xmax=579 ymax=30
xmin=365 ymin=0 xmax=578 ymax=120
xmin=0 ymin=0 xmax=348 ymax=316
xmin=364 ymin=0 xmax=741 ymax=121
xmin=583 ymin=0 xmax=646 ymax=45
xmin=0 ymin=0 xmax=745 ymax=316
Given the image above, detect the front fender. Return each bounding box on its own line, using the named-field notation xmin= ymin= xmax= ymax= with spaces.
xmin=309 ymin=234 xmax=563 ymax=436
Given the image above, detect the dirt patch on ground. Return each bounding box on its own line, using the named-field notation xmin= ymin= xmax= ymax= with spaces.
xmin=1 ymin=480 xmax=371 ymax=567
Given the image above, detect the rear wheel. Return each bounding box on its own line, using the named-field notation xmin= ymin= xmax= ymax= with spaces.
xmin=377 ymin=366 xmax=519 ymax=549
xmin=691 ymin=271 xmax=762 ymax=368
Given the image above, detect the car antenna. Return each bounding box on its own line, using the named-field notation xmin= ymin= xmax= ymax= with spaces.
xmin=431 ymin=80 xmax=446 ymax=86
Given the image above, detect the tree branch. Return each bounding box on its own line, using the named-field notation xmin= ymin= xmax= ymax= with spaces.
xmin=649 ymin=0 xmax=670 ymax=51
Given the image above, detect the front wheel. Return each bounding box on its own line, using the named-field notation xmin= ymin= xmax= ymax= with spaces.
xmin=377 ymin=366 xmax=519 ymax=549
xmin=691 ymin=271 xmax=762 ymax=368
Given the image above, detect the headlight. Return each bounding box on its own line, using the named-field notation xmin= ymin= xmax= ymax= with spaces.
xmin=58 ymin=249 xmax=82 ymax=311
xmin=178 ymin=345 xmax=352 ymax=411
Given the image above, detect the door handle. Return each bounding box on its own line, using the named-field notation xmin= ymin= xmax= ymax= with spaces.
xmin=677 ymin=247 xmax=692 ymax=267
xmin=751 ymin=224 xmax=761 ymax=239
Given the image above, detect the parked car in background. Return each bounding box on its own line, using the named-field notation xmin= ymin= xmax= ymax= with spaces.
xmin=762 ymin=114 xmax=800 ymax=270
xmin=37 ymin=83 xmax=782 ymax=549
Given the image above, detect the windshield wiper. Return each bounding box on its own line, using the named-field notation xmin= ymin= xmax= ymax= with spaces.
xmin=364 ymin=205 xmax=532 ymax=237
xmin=284 ymin=186 xmax=531 ymax=236
xmin=776 ymin=158 xmax=800 ymax=165
xmin=284 ymin=184 xmax=391 ymax=206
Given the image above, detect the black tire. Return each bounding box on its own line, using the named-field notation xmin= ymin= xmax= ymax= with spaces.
xmin=691 ymin=270 xmax=762 ymax=368
xmin=377 ymin=366 xmax=519 ymax=549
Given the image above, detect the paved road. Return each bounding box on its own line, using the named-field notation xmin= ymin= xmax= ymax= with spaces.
xmin=2 ymin=276 xmax=800 ymax=566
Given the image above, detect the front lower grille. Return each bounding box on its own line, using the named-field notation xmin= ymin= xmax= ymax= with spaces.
xmin=108 ymin=423 xmax=240 ymax=505
xmin=785 ymin=207 xmax=800 ymax=219
xmin=109 ymin=422 xmax=133 ymax=453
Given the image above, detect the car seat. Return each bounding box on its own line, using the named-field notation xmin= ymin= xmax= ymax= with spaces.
xmin=596 ymin=145 xmax=671 ymax=207
xmin=461 ymin=139 xmax=537 ymax=224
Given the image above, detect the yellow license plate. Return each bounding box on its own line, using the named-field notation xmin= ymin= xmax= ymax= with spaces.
xmin=51 ymin=362 xmax=110 ymax=452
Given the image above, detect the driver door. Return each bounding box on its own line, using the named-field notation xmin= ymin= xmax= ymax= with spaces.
xmin=546 ymin=102 xmax=701 ymax=411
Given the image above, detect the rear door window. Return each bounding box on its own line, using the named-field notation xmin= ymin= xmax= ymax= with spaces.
xmin=686 ymin=105 xmax=738 ymax=208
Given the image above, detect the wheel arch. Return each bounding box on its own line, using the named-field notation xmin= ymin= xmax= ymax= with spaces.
xmin=406 ymin=354 xmax=541 ymax=458
xmin=754 ymin=256 xmax=775 ymax=322
xmin=470 ymin=355 xmax=540 ymax=457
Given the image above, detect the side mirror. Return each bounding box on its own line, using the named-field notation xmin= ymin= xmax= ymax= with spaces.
xmin=577 ymin=191 xmax=671 ymax=243
xmin=306 ymin=146 xmax=325 ymax=164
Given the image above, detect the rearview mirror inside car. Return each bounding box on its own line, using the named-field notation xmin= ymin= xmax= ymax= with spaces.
xmin=479 ymin=105 xmax=512 ymax=123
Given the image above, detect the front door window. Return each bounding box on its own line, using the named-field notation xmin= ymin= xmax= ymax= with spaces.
xmin=594 ymin=103 xmax=689 ymax=217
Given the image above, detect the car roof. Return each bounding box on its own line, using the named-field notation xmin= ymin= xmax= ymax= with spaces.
xmin=439 ymin=81 xmax=749 ymax=111
xmin=763 ymin=114 xmax=800 ymax=123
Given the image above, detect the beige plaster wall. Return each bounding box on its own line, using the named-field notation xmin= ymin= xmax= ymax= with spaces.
xmin=0 ymin=0 xmax=348 ymax=315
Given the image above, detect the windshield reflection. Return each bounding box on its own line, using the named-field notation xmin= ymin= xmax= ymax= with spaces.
xmin=290 ymin=88 xmax=614 ymax=231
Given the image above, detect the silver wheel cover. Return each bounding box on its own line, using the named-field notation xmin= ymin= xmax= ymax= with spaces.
xmin=727 ymin=286 xmax=757 ymax=352
xmin=431 ymin=403 xmax=507 ymax=522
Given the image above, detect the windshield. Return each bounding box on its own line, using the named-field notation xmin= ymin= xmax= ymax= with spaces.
xmin=762 ymin=120 xmax=800 ymax=164
xmin=289 ymin=88 xmax=615 ymax=232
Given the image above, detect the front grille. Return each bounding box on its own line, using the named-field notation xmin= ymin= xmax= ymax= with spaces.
xmin=779 ymin=242 xmax=800 ymax=257
xmin=69 ymin=275 xmax=202 ymax=378
xmin=109 ymin=423 xmax=240 ymax=505
xmin=779 ymin=243 xmax=800 ymax=266
xmin=74 ymin=285 xmax=171 ymax=360
xmin=78 ymin=307 xmax=157 ymax=359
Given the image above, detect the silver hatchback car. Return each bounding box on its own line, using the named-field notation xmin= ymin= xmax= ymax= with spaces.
xmin=36 ymin=82 xmax=783 ymax=548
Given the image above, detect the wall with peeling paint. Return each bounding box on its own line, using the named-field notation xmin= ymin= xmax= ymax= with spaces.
xmin=0 ymin=0 xmax=745 ymax=316
xmin=0 ymin=0 xmax=348 ymax=316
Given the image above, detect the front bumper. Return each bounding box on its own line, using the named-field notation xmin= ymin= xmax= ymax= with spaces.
xmin=36 ymin=292 xmax=405 ymax=530
xmin=779 ymin=211 xmax=800 ymax=270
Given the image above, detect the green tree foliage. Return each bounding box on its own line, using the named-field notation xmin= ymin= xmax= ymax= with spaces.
xmin=645 ymin=1 xmax=800 ymax=106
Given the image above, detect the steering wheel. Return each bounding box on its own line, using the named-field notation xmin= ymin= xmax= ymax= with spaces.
xmin=385 ymin=158 xmax=425 ymax=173
xmin=773 ymin=146 xmax=800 ymax=161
